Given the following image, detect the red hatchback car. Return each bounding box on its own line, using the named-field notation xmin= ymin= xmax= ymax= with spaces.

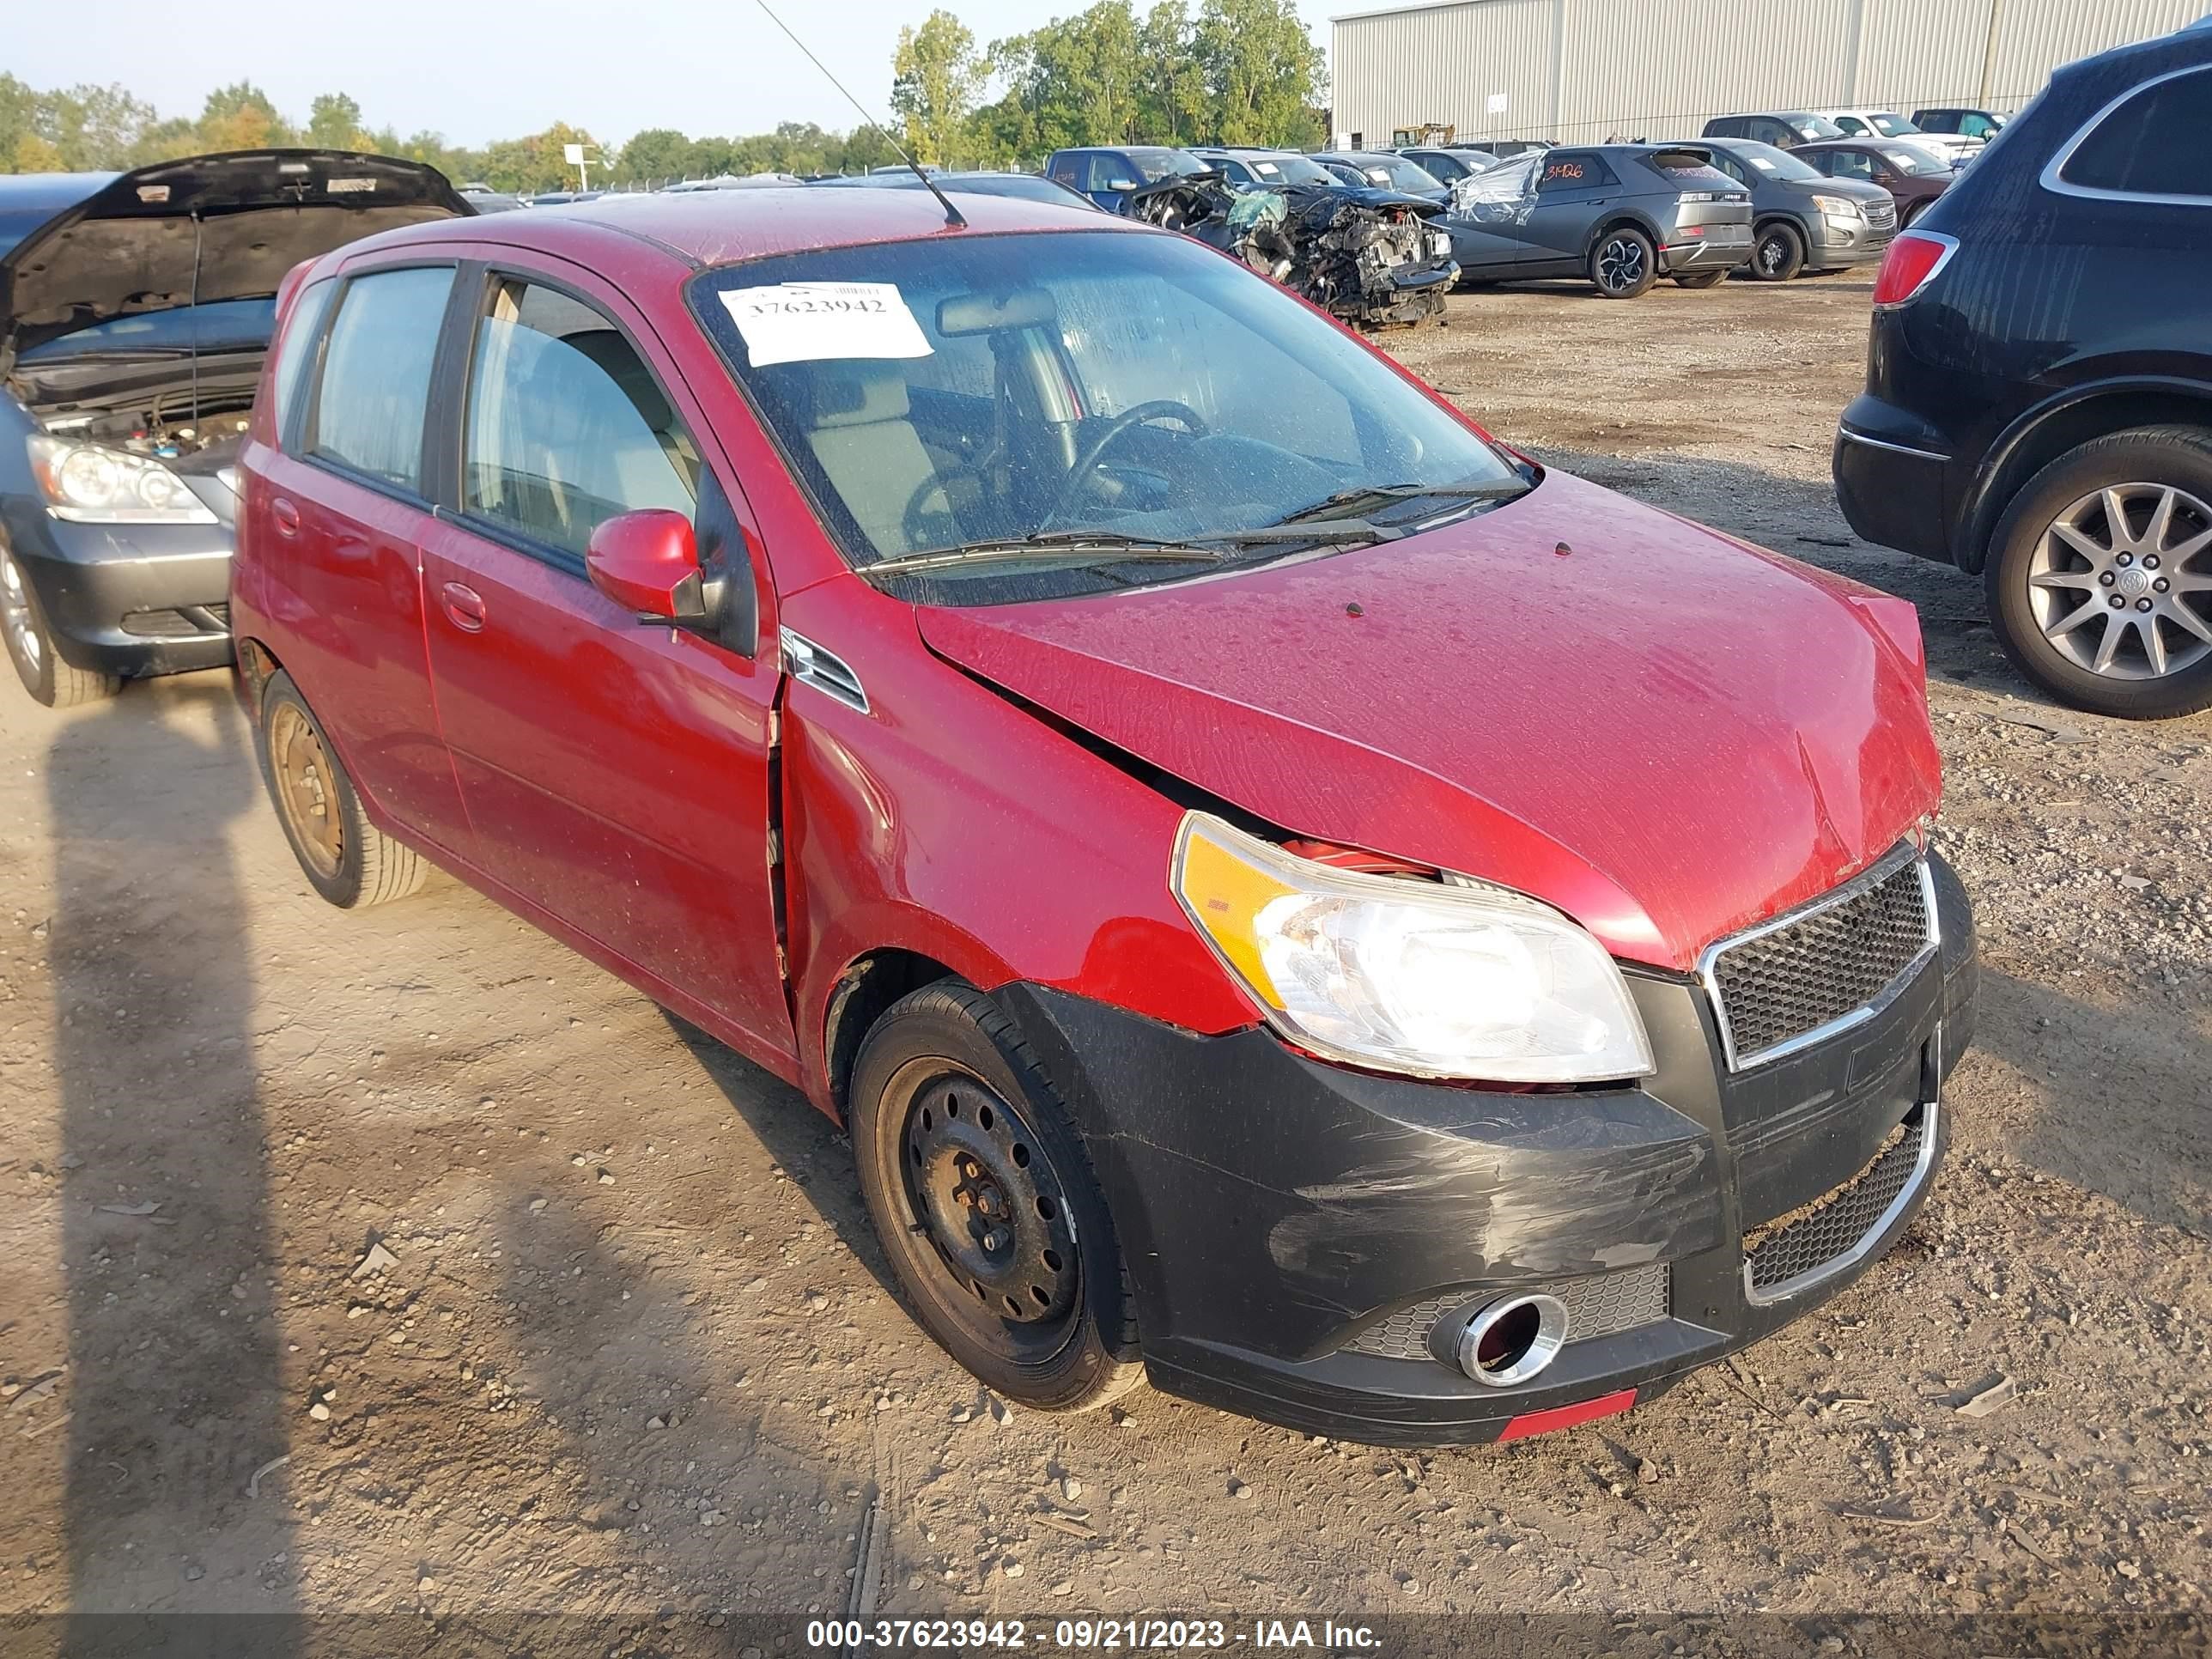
xmin=231 ymin=188 xmax=1977 ymax=1446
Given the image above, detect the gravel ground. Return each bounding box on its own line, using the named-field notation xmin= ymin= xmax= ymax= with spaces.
xmin=0 ymin=271 xmax=2207 ymax=1656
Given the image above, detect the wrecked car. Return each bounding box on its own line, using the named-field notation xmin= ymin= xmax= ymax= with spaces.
xmin=0 ymin=150 xmax=471 ymax=707
xmin=1440 ymin=145 xmax=1753 ymax=297
xmin=1126 ymin=167 xmax=1456 ymax=328
xmin=233 ymin=185 xmax=1975 ymax=1448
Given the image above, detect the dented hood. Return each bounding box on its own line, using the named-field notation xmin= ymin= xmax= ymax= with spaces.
xmin=916 ymin=470 xmax=1942 ymax=972
xmin=1 ymin=149 xmax=472 ymax=362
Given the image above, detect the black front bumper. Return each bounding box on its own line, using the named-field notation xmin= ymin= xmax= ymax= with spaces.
xmin=997 ymin=855 xmax=1977 ymax=1447
xmin=2 ymin=506 xmax=234 ymax=678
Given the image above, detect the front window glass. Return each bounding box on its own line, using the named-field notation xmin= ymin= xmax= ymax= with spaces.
xmin=1823 ymin=149 xmax=1876 ymax=182
xmin=272 ymin=283 xmax=337 ymax=450
xmin=462 ymin=279 xmax=700 ymax=561
xmin=1126 ymin=148 xmax=1207 ymax=183
xmin=1413 ymin=151 xmax=1469 ymax=180
xmin=310 ymin=265 xmax=453 ymax=492
xmin=1867 ymin=112 xmax=1917 ymax=137
xmin=690 ymin=230 xmax=1522 ymax=594
xmin=1368 ymin=155 xmax=1443 ymax=192
xmin=1250 ymin=154 xmax=1334 ymax=186
xmin=1734 ymin=141 xmax=1823 ymax=182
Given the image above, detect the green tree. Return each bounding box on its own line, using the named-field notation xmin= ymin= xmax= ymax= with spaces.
xmin=197 ymin=81 xmax=294 ymax=151
xmin=1136 ymin=2 xmax=1207 ymax=146
xmin=307 ymin=92 xmax=366 ymax=150
xmin=1194 ymin=0 xmax=1326 ymax=146
xmin=618 ymin=126 xmax=692 ymax=185
xmin=892 ymin=9 xmax=986 ymax=166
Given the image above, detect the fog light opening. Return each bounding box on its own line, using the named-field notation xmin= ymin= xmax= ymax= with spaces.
xmin=1455 ymin=1293 xmax=1569 ymax=1387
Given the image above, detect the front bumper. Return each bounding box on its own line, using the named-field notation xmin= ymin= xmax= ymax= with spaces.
xmin=997 ymin=854 xmax=1976 ymax=1447
xmin=1810 ymin=215 xmax=1895 ymax=266
xmin=1 ymin=507 xmax=234 ymax=678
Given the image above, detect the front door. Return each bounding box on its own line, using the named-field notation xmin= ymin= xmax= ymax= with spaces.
xmin=416 ymin=264 xmax=792 ymax=1067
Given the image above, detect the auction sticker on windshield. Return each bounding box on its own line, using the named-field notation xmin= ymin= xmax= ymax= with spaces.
xmin=718 ymin=282 xmax=932 ymax=367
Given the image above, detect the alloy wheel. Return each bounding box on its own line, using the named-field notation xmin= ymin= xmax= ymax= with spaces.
xmin=1596 ymin=235 xmax=1646 ymax=293
xmin=897 ymin=1066 xmax=1081 ymax=1358
xmin=2027 ymin=482 xmax=2212 ymax=680
xmin=0 ymin=549 xmax=42 ymax=672
xmin=267 ymin=702 xmax=345 ymax=878
xmin=1758 ymin=235 xmax=1787 ymax=276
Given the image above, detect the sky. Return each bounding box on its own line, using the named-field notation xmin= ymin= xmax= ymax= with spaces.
xmin=10 ymin=0 xmax=1342 ymax=149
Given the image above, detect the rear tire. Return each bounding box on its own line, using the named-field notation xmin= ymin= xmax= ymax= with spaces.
xmin=1672 ymin=269 xmax=1727 ymax=289
xmin=1983 ymin=425 xmax=2212 ymax=720
xmin=1 ymin=541 xmax=121 ymax=709
xmin=256 ymin=670 xmax=428 ymax=906
xmin=1589 ymin=227 xmax=1657 ymax=299
xmin=849 ymin=981 xmax=1145 ymax=1413
xmin=1747 ymin=222 xmax=1806 ymax=282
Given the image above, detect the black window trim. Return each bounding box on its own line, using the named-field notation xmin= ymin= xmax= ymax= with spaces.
xmin=438 ymin=257 xmax=710 ymax=582
xmin=2041 ymin=62 xmax=2212 ymax=209
xmin=295 ymin=258 xmax=463 ymax=512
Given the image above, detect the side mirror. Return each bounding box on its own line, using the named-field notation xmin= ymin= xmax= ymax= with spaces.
xmin=586 ymin=508 xmax=709 ymax=624
xmin=1108 ymin=177 xmax=1139 ymax=192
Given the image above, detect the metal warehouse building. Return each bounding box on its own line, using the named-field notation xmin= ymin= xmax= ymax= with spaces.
xmin=1330 ymin=0 xmax=2205 ymax=149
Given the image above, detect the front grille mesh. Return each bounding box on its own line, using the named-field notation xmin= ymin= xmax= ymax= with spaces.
xmin=1744 ymin=1108 xmax=1926 ymax=1295
xmin=1708 ymin=856 xmax=1931 ymax=1066
xmin=1864 ymin=198 xmax=1898 ymax=230
xmin=1344 ymin=1264 xmax=1669 ymax=1362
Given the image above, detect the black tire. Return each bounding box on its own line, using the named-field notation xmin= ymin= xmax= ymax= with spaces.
xmin=1671 ymin=269 xmax=1727 ymax=289
xmin=1900 ymin=198 xmax=1929 ymax=228
xmin=1983 ymin=425 xmax=2212 ymax=720
xmin=1747 ymin=221 xmax=1806 ymax=283
xmin=256 ymin=669 xmax=428 ymax=905
xmin=848 ymin=981 xmax=1144 ymax=1413
xmin=1588 ymin=226 xmax=1657 ymax=299
xmin=1 ymin=539 xmax=121 ymax=708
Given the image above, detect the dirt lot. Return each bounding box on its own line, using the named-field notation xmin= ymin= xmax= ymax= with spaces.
xmin=2 ymin=272 xmax=2208 ymax=1655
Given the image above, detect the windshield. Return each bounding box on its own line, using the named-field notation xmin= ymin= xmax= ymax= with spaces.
xmin=1880 ymin=144 xmax=1954 ymax=176
xmin=1734 ymin=141 xmax=1824 ymax=182
xmin=1242 ymin=154 xmax=1336 ymax=186
xmin=20 ymin=296 xmax=279 ymax=360
xmin=1363 ymin=155 xmax=1444 ymax=192
xmin=1127 ymin=148 xmax=1207 ymax=183
xmin=1865 ymin=113 xmax=1919 ymax=137
xmin=690 ymin=230 xmax=1522 ymax=592
xmin=1791 ymin=115 xmax=1847 ymax=141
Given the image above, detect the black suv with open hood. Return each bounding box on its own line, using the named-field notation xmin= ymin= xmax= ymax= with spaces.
xmin=0 ymin=149 xmax=470 ymax=707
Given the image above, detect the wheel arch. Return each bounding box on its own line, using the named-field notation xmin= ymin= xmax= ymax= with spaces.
xmin=1585 ymin=211 xmax=1662 ymax=262
xmin=1959 ymin=380 xmax=2212 ymax=573
xmin=821 ymin=945 xmax=963 ymax=1127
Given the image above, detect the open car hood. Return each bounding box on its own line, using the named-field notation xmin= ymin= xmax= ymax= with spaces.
xmin=0 ymin=149 xmax=472 ymax=362
xmin=914 ymin=470 xmax=1942 ymax=973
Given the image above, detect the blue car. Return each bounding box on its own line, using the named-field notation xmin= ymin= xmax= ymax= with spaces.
xmin=1042 ymin=146 xmax=1210 ymax=213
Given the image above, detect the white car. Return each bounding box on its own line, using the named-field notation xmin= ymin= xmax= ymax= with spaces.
xmin=1813 ymin=109 xmax=1976 ymax=165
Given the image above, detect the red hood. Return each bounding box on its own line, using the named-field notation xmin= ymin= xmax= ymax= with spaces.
xmin=915 ymin=470 xmax=1942 ymax=972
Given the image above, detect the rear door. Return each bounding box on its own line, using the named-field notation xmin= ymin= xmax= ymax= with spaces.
xmin=258 ymin=261 xmax=475 ymax=857
xmin=414 ymin=259 xmax=793 ymax=1067
xmin=1513 ymin=150 xmax=1622 ymax=270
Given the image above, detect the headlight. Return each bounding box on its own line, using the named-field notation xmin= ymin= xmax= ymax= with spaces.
xmin=26 ymin=434 xmax=217 ymax=524
xmin=1170 ymin=812 xmax=1654 ymax=1084
xmin=1811 ymin=194 xmax=1863 ymax=218
xmin=1427 ymin=229 xmax=1452 ymax=258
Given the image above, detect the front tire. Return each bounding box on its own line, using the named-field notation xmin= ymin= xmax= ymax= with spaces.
xmin=849 ymin=981 xmax=1144 ymax=1413
xmin=1 ymin=541 xmax=121 ymax=709
xmin=1589 ymin=227 xmax=1657 ymax=299
xmin=1672 ymin=269 xmax=1727 ymax=289
xmin=256 ymin=670 xmax=428 ymax=905
xmin=1747 ymin=222 xmax=1806 ymax=282
xmin=1983 ymin=426 xmax=2212 ymax=720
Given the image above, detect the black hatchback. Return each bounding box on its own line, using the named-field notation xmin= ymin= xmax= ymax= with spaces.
xmin=1833 ymin=24 xmax=2212 ymax=718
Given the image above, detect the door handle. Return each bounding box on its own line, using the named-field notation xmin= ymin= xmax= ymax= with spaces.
xmin=441 ymin=581 xmax=486 ymax=633
xmin=270 ymin=498 xmax=300 ymax=538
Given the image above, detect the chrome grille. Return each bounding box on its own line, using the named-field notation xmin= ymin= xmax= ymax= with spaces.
xmin=1702 ymin=849 xmax=1936 ymax=1070
xmin=1864 ymin=198 xmax=1898 ymax=230
xmin=1743 ymin=1103 xmax=1931 ymax=1302
xmin=1344 ymin=1264 xmax=1669 ymax=1362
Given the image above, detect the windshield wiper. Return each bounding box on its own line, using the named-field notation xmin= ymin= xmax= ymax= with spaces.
xmin=1273 ymin=478 xmax=1531 ymax=526
xmin=864 ymin=521 xmax=1395 ymax=578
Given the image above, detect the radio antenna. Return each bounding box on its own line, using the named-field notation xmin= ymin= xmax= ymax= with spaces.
xmin=751 ymin=0 xmax=967 ymax=229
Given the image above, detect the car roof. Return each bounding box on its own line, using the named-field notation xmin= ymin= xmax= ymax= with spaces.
xmin=0 ymin=171 xmax=121 ymax=213
xmin=327 ymin=185 xmax=1128 ymax=273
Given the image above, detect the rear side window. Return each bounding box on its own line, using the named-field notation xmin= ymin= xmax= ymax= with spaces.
xmin=1540 ymin=154 xmax=1618 ymax=189
xmin=271 ymin=281 xmax=337 ymax=450
xmin=462 ymin=278 xmax=700 ymax=562
xmin=2057 ymin=67 xmax=2212 ymax=199
xmin=309 ymin=266 xmax=453 ymax=492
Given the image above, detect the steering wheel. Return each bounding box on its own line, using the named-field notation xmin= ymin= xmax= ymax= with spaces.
xmin=1039 ymin=400 xmax=1210 ymax=531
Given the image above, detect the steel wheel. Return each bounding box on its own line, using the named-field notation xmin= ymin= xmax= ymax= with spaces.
xmin=1595 ymin=234 xmax=1647 ymax=293
xmin=1 ymin=549 xmax=42 ymax=676
xmin=266 ymin=700 xmax=345 ymax=879
xmin=894 ymin=1060 xmax=1081 ymax=1361
xmin=2027 ymin=482 xmax=2212 ymax=681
